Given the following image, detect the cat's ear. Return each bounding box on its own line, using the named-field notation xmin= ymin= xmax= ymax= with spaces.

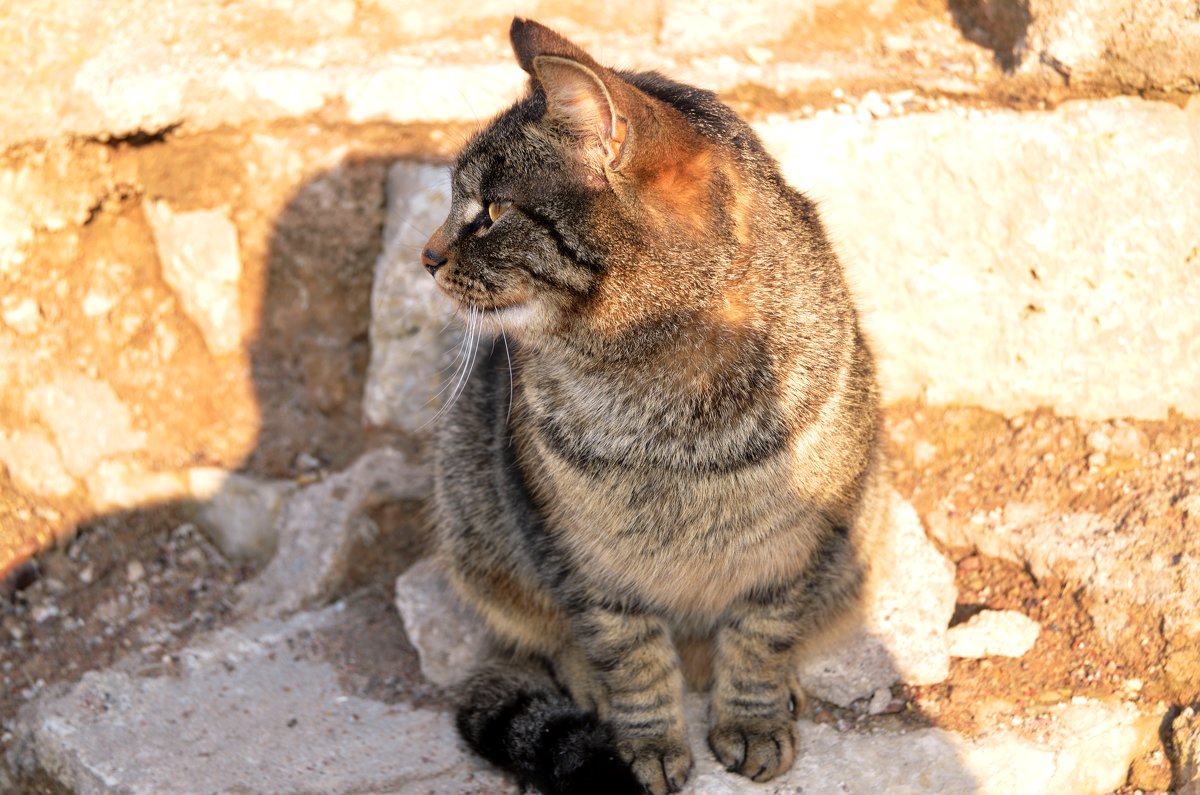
xmin=510 ymin=18 xmax=629 ymax=170
xmin=532 ymin=56 xmax=628 ymax=169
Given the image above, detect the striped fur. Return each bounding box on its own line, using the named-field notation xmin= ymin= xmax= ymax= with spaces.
xmin=426 ymin=18 xmax=886 ymax=795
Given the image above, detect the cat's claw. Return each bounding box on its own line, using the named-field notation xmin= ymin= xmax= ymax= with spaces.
xmin=707 ymin=718 xmax=797 ymax=782
xmin=619 ymin=737 xmax=693 ymax=795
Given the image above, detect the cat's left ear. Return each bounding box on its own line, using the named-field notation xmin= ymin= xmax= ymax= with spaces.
xmin=531 ymin=55 xmax=629 ymax=170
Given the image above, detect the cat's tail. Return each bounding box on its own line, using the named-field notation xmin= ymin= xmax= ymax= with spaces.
xmin=455 ymin=658 xmax=642 ymax=795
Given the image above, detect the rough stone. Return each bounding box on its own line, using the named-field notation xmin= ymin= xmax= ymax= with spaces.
xmin=947 ymin=609 xmax=1041 ymax=659
xmin=8 ymin=604 xmax=511 ymax=795
xmin=187 ymin=468 xmax=296 ymax=563
xmin=237 ymin=447 xmax=432 ymax=618
xmin=143 ymin=201 xmax=244 ymax=356
xmin=11 ymin=603 xmax=1157 ymax=795
xmin=395 ymin=557 xmax=489 ymax=687
xmin=798 ymin=489 xmax=956 ymax=706
xmin=363 ymin=162 xmax=463 ymax=432
xmin=24 ymin=374 xmax=147 ymax=478
xmin=1175 ymin=707 xmax=1200 ymax=794
xmin=1018 ymin=0 xmax=1200 ymax=92
xmin=756 ymin=97 xmax=1200 ymax=421
xmin=0 ymin=430 xmax=77 ymax=498
xmin=679 ymin=695 xmax=1156 ymax=795
xmin=925 ymin=496 xmax=1200 ymax=699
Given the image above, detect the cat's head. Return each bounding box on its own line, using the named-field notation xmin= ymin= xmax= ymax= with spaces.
xmin=423 ymin=18 xmax=754 ymax=353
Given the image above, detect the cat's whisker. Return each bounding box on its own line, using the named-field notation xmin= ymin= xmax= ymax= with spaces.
xmin=423 ymin=308 xmax=478 ymax=429
xmin=500 ymin=326 xmax=514 ymax=430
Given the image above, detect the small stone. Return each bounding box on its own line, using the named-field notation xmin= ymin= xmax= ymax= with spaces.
xmin=394 ymin=558 xmax=488 ymax=687
xmin=948 ymin=610 xmax=1041 ymax=658
xmin=126 ymin=560 xmax=145 ymax=584
xmin=868 ymin=687 xmax=893 ymax=715
xmin=78 ymin=565 xmax=94 ymax=585
xmin=2 ymin=297 xmax=41 ymax=335
xmin=1086 ymin=429 xmax=1113 ymax=453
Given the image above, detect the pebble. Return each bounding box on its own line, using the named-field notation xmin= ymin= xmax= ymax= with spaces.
xmin=126 ymin=560 xmax=145 ymax=583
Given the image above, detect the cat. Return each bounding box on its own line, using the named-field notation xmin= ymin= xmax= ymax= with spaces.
xmin=423 ymin=18 xmax=885 ymax=795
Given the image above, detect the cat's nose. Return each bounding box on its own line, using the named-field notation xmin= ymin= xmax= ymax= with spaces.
xmin=422 ymin=247 xmax=448 ymax=277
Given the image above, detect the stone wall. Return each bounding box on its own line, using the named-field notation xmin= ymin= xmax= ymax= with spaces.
xmin=1 ymin=0 xmax=1197 ymax=574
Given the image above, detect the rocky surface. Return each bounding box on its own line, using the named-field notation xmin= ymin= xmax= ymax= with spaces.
xmin=3 ymin=1 xmax=1198 ymax=793
xmin=237 ymin=447 xmax=431 ymax=618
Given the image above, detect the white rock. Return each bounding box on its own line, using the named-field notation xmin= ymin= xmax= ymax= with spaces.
xmin=798 ymin=489 xmax=956 ymax=706
xmin=24 ymin=374 xmax=146 ymax=478
xmin=0 ymin=430 xmax=76 ymax=497
xmin=948 ymin=610 xmax=1041 ymax=658
xmin=143 ymin=201 xmax=243 ymax=356
xmin=363 ymin=162 xmax=463 ymax=432
xmin=1 ymin=297 xmax=41 ymax=335
xmin=395 ymin=557 xmax=488 ymax=687
xmin=756 ymin=97 xmax=1200 ymax=421
xmin=682 ymin=696 xmax=1158 ymax=795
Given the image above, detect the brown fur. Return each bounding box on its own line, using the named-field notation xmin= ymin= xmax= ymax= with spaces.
xmin=425 ymin=18 xmax=886 ymax=795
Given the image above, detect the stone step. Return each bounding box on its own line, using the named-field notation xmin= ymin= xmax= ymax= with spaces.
xmin=9 ymin=596 xmax=1160 ymax=795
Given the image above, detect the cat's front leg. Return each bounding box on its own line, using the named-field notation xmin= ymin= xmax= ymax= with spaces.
xmin=709 ymin=527 xmax=864 ymax=782
xmin=574 ymin=604 xmax=693 ymax=795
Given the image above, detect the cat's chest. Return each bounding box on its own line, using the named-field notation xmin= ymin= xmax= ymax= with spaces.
xmin=530 ymin=445 xmax=823 ymax=619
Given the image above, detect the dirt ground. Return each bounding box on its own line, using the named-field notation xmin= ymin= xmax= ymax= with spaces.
xmin=3 ymin=401 xmax=1195 ymax=792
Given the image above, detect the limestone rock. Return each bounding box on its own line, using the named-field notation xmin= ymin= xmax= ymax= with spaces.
xmin=0 ymin=430 xmax=76 ymax=498
xmin=756 ymin=97 xmax=1200 ymax=421
xmin=188 ymin=468 xmax=296 ymax=563
xmin=363 ymin=162 xmax=463 ymax=432
xmin=143 ymin=201 xmax=243 ymax=356
xmin=948 ymin=609 xmax=1041 ymax=658
xmin=9 ymin=604 xmax=511 ymax=795
xmin=395 ymin=557 xmax=488 ymax=686
xmin=680 ymin=696 xmax=1157 ymax=795
xmin=798 ymin=490 xmax=956 ymax=706
xmin=237 ymin=447 xmax=432 ymax=618
xmin=1020 ymin=0 xmax=1200 ymax=92
xmin=24 ymin=374 xmax=146 ymax=478
xmin=1175 ymin=707 xmax=1200 ymax=794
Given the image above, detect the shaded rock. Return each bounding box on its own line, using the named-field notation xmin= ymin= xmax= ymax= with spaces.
xmin=798 ymin=489 xmax=956 ymax=706
xmin=8 ymin=604 xmax=510 ymax=795
xmin=143 ymin=201 xmax=243 ymax=356
xmin=24 ymin=374 xmax=146 ymax=478
xmin=948 ymin=609 xmax=1041 ymax=658
xmin=394 ymin=557 xmax=488 ymax=687
xmin=237 ymin=447 xmax=431 ymax=618
xmin=1176 ymin=707 xmax=1200 ymax=794
xmin=757 ymin=97 xmax=1200 ymax=421
xmin=362 ymin=162 xmax=462 ymax=432
xmin=187 ymin=468 xmax=295 ymax=563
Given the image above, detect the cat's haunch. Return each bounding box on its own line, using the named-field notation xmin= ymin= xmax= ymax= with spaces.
xmin=425 ymin=17 xmax=885 ymax=795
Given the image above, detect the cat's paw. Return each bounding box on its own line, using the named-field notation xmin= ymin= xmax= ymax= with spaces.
xmin=707 ymin=717 xmax=797 ymax=782
xmin=618 ymin=736 xmax=693 ymax=795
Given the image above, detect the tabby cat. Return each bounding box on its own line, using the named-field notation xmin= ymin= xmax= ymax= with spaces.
xmin=424 ymin=18 xmax=885 ymax=795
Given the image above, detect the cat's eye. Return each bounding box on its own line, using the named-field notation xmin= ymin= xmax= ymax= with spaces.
xmin=487 ymin=201 xmax=512 ymax=223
